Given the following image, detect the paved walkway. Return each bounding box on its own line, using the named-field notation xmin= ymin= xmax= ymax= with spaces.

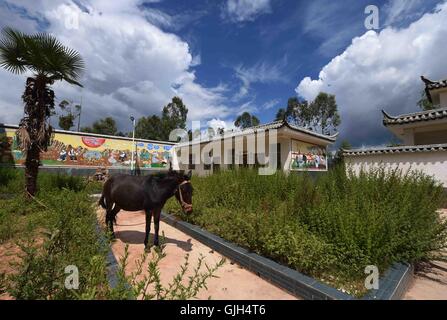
xmin=403 ymin=261 xmax=447 ymax=300
xmin=107 ymin=210 xmax=296 ymax=300
xmin=403 ymin=209 xmax=447 ymax=300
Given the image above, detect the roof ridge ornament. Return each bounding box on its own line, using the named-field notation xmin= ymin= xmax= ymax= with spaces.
xmin=421 ymin=75 xmax=435 ymax=85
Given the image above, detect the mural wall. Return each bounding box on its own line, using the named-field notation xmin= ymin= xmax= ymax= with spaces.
xmin=289 ymin=139 xmax=327 ymax=171
xmin=0 ymin=126 xmax=173 ymax=169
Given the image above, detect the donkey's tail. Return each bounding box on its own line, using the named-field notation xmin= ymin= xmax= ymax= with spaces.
xmin=99 ymin=194 xmax=106 ymax=209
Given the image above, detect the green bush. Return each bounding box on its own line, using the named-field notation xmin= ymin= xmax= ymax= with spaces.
xmin=4 ymin=190 xmax=109 ymax=299
xmin=0 ymin=168 xmax=223 ymax=300
xmin=0 ymin=167 xmax=103 ymax=194
xmin=165 ymin=166 xmax=447 ymax=295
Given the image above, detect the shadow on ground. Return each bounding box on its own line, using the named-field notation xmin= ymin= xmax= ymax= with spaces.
xmin=414 ymin=261 xmax=447 ymax=285
xmin=115 ymin=230 xmax=193 ymax=252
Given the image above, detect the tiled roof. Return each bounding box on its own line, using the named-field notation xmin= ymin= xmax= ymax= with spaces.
xmin=421 ymin=76 xmax=447 ymax=103
xmin=382 ymin=107 xmax=447 ymax=126
xmin=343 ymin=143 xmax=447 ymax=156
xmin=176 ymin=120 xmax=338 ymax=147
xmin=421 ymin=76 xmax=447 ymax=90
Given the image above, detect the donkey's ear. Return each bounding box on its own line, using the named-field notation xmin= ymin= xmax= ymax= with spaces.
xmin=186 ymin=170 xmax=192 ymax=180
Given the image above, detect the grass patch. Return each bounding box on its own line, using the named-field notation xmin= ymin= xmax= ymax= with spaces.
xmin=164 ymin=166 xmax=447 ymax=296
xmin=0 ymin=167 xmax=222 ymax=300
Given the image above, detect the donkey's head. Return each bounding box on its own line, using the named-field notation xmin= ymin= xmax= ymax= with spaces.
xmin=169 ymin=165 xmax=193 ymax=214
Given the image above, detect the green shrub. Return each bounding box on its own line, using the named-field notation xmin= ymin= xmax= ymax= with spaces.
xmin=0 ymin=173 xmax=223 ymax=300
xmin=107 ymin=244 xmax=225 ymax=300
xmin=0 ymin=167 xmax=102 ymax=194
xmin=5 ymin=190 xmax=109 ymax=299
xmin=165 ymin=166 xmax=447 ymax=295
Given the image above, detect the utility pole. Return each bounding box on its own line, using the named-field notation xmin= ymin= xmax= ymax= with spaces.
xmin=77 ymin=94 xmax=82 ymax=132
xmin=130 ymin=116 xmax=136 ymax=175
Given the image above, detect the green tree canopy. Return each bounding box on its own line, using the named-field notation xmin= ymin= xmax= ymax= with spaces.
xmin=310 ymin=92 xmax=341 ymax=135
xmin=58 ymin=99 xmax=81 ymax=131
xmin=276 ymin=92 xmax=341 ymax=135
xmin=234 ymin=112 xmax=260 ymax=129
xmin=417 ymin=90 xmax=435 ymax=111
xmin=135 ymin=96 xmax=189 ymax=141
xmin=82 ymin=117 xmax=117 ymax=136
xmin=275 ymin=97 xmax=312 ymax=128
xmin=135 ymin=115 xmax=165 ymax=141
xmin=161 ymin=96 xmax=188 ymax=136
xmin=333 ymin=139 xmax=352 ymax=166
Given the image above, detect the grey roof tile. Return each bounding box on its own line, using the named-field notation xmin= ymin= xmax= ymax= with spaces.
xmin=382 ymin=107 xmax=447 ymax=126
xmin=343 ymin=143 xmax=447 ymax=156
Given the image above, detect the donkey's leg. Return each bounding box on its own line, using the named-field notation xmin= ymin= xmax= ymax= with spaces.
xmin=107 ymin=204 xmax=121 ymax=238
xmin=144 ymin=209 xmax=153 ymax=250
xmin=153 ymin=207 xmax=161 ymax=247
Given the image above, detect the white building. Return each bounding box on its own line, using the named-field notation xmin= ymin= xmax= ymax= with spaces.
xmin=172 ymin=120 xmax=338 ymax=175
xmin=345 ymin=76 xmax=447 ymax=187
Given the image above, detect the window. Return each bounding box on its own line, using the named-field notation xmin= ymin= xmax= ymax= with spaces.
xmin=204 ymin=150 xmax=212 ymax=170
xmin=228 ymin=149 xmax=235 ymax=170
xmin=188 ymin=153 xmax=195 ymax=170
xmin=213 ymin=156 xmax=220 ymax=172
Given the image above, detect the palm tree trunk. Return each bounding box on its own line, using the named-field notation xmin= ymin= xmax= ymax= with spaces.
xmin=25 ymin=143 xmax=40 ymax=197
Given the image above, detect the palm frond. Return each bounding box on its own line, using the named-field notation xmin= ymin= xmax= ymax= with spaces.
xmin=0 ymin=28 xmax=85 ymax=86
xmin=30 ymin=32 xmax=85 ymax=85
xmin=0 ymin=27 xmax=29 ymax=74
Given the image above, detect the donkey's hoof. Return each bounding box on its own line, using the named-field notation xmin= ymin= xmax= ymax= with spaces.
xmin=144 ymin=245 xmax=152 ymax=253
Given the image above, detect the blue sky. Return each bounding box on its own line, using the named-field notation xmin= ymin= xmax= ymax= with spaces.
xmin=0 ymin=0 xmax=446 ymax=147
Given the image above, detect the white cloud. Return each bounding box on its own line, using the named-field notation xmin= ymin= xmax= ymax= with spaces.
xmin=262 ymin=98 xmax=280 ymax=110
xmin=383 ymin=0 xmax=426 ymax=26
xmin=234 ymin=60 xmax=285 ymax=99
xmin=296 ymin=2 xmax=447 ymax=146
xmin=0 ymin=0 xmax=234 ymax=132
xmin=223 ymin=0 xmax=271 ymax=23
xmin=207 ymin=118 xmax=236 ymax=131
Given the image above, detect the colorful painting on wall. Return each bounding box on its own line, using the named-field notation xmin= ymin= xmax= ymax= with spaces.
xmin=0 ymin=126 xmax=173 ymax=169
xmin=290 ymin=139 xmax=327 ymax=171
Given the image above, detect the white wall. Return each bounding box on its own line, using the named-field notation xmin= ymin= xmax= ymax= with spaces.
xmin=440 ymin=91 xmax=447 ymax=108
xmin=345 ymin=151 xmax=447 ymax=186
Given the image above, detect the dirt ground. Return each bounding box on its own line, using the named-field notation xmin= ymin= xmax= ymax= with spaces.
xmin=1 ymin=208 xmax=446 ymax=300
xmin=108 ymin=209 xmax=297 ymax=300
xmin=0 ymin=241 xmax=20 ymax=300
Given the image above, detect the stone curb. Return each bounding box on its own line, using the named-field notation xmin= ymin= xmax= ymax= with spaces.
xmin=161 ymin=212 xmax=413 ymax=300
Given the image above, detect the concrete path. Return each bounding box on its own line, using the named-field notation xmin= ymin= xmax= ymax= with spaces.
xmin=403 ymin=261 xmax=447 ymax=300
xmin=107 ymin=210 xmax=297 ymax=300
xmin=403 ymin=209 xmax=447 ymax=300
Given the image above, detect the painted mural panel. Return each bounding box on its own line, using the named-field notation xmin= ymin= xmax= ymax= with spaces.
xmin=0 ymin=127 xmax=172 ymax=169
xmin=290 ymin=139 xmax=327 ymax=171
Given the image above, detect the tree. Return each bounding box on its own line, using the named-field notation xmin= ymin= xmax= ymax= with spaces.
xmin=161 ymin=96 xmax=188 ymax=139
xmin=417 ymin=90 xmax=434 ymax=111
xmin=234 ymin=112 xmax=260 ymax=129
xmin=275 ymin=93 xmax=340 ymax=134
xmin=135 ymin=115 xmax=165 ymax=141
xmin=82 ymin=117 xmax=118 ymax=136
xmin=309 ymin=92 xmax=341 ymax=135
xmin=58 ymin=99 xmax=81 ymax=131
xmin=275 ymin=97 xmax=312 ymax=128
xmin=275 ymin=108 xmax=286 ymax=121
xmin=135 ymin=97 xmax=188 ymax=141
xmin=333 ymin=140 xmax=352 ymax=166
xmin=0 ymin=28 xmax=84 ymax=196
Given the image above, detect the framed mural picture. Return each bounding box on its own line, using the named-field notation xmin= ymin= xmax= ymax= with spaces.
xmin=290 ymin=139 xmax=328 ymax=171
xmin=0 ymin=125 xmax=174 ymax=170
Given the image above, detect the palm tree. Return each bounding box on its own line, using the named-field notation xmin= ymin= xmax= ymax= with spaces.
xmin=0 ymin=28 xmax=84 ymax=196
